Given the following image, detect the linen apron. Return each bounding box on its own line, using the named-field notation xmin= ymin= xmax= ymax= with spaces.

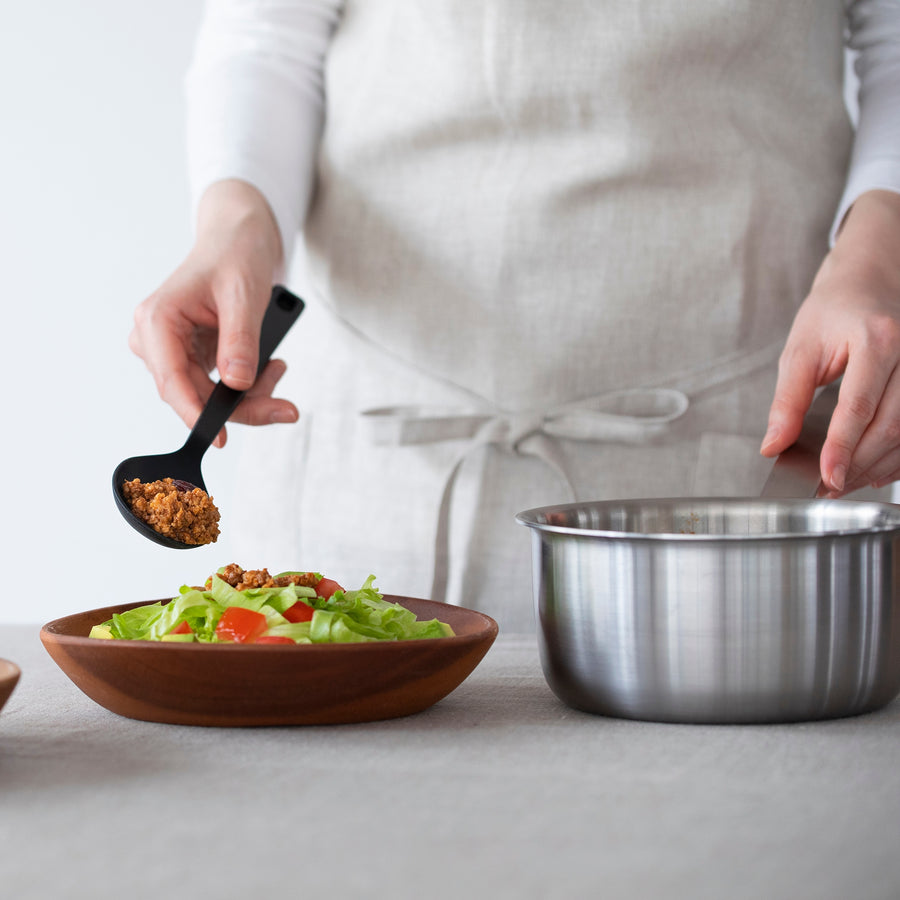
xmin=231 ymin=0 xmax=854 ymax=633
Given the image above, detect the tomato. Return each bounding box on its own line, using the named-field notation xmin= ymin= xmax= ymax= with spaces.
xmin=316 ymin=578 xmax=344 ymax=599
xmin=214 ymin=606 xmax=268 ymax=643
xmin=256 ymin=635 xmax=296 ymax=645
xmin=283 ymin=601 xmax=315 ymax=623
xmin=170 ymin=621 xmax=192 ymax=635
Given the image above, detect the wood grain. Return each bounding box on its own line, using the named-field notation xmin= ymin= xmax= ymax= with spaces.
xmin=40 ymin=596 xmax=498 ymax=726
xmin=0 ymin=659 xmax=21 ymax=715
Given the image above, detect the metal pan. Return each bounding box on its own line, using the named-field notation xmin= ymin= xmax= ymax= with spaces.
xmin=516 ymin=385 xmax=900 ymax=724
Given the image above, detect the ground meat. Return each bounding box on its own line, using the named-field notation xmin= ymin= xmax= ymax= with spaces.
xmin=122 ymin=477 xmax=220 ymax=545
xmin=210 ymin=564 xmax=318 ymax=592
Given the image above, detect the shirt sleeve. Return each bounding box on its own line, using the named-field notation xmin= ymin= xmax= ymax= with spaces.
xmin=184 ymin=0 xmax=344 ymax=268
xmin=832 ymin=0 xmax=900 ymax=241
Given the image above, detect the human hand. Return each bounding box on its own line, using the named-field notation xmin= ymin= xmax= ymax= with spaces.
xmin=129 ymin=179 xmax=297 ymax=447
xmin=760 ymin=190 xmax=900 ymax=496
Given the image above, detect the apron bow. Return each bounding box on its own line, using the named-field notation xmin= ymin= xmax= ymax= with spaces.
xmin=361 ymin=387 xmax=690 ymax=603
xmin=363 ymin=387 xmax=690 ymax=449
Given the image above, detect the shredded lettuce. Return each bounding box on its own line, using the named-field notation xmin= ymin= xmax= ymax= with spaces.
xmin=94 ymin=569 xmax=454 ymax=645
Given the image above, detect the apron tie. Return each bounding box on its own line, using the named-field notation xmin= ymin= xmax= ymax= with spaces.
xmin=362 ymin=387 xmax=690 ymax=603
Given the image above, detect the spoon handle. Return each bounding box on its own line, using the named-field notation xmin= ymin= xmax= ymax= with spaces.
xmin=183 ymin=285 xmax=305 ymax=455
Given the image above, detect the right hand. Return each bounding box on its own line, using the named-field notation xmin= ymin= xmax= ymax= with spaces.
xmin=129 ymin=179 xmax=298 ymax=447
xmin=760 ymin=190 xmax=900 ymax=495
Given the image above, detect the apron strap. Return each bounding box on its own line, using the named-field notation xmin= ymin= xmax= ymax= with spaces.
xmin=363 ymin=387 xmax=690 ymax=603
xmin=360 ymin=337 xmax=784 ymax=604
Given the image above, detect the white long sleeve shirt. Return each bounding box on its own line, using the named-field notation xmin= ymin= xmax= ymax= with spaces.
xmin=185 ymin=0 xmax=900 ymax=262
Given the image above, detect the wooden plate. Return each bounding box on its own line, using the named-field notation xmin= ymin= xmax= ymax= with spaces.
xmin=40 ymin=596 xmax=498 ymax=726
xmin=0 ymin=659 xmax=20 ymax=716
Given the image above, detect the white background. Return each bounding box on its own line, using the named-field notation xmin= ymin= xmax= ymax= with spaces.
xmin=0 ymin=3 xmax=865 ymax=625
xmin=0 ymin=1 xmax=239 ymax=625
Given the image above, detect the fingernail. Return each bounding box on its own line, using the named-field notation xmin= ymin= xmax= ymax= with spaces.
xmin=223 ymin=359 xmax=254 ymax=386
xmin=830 ymin=464 xmax=846 ymax=492
xmin=760 ymin=425 xmax=780 ymax=452
xmin=270 ymin=408 xmax=298 ymax=424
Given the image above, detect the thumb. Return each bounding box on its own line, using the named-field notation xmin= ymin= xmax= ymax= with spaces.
xmin=215 ymin=279 xmax=269 ymax=390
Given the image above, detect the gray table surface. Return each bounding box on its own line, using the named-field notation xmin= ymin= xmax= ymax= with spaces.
xmin=1 ymin=624 xmax=899 ymax=900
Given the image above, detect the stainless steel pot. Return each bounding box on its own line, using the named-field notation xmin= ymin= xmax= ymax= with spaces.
xmin=516 ymin=497 xmax=900 ymax=723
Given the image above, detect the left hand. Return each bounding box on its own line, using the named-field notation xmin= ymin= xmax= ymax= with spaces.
xmin=760 ymin=189 xmax=900 ymax=496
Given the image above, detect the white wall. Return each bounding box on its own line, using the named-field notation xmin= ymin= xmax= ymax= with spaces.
xmin=0 ymin=1 xmax=248 ymax=624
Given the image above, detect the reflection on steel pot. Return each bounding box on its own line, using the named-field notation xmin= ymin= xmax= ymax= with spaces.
xmin=516 ymin=498 xmax=900 ymax=724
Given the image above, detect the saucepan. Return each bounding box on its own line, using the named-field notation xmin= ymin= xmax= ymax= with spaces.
xmin=516 ymin=384 xmax=900 ymax=723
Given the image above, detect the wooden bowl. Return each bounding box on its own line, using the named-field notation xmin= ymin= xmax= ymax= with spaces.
xmin=0 ymin=659 xmax=21 ymax=716
xmin=40 ymin=596 xmax=498 ymax=726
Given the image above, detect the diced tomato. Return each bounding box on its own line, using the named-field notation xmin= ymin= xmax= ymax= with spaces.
xmin=170 ymin=621 xmax=192 ymax=635
xmin=256 ymin=635 xmax=296 ymax=645
xmin=283 ymin=600 xmax=315 ymax=623
xmin=316 ymin=577 xmax=344 ymax=599
xmin=214 ymin=606 xmax=268 ymax=644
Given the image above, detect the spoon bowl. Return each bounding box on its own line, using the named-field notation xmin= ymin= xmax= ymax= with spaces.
xmin=113 ymin=285 xmax=304 ymax=548
xmin=112 ymin=451 xmax=211 ymax=549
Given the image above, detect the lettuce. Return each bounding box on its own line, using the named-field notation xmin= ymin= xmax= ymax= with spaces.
xmin=94 ymin=570 xmax=454 ymax=644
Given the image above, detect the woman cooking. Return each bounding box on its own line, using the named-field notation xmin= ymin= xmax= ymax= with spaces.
xmin=128 ymin=1 xmax=900 ymax=632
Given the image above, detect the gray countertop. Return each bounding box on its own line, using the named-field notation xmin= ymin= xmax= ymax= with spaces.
xmin=2 ymin=624 xmax=899 ymax=900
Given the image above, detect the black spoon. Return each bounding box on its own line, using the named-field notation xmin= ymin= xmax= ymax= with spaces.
xmin=112 ymin=285 xmax=305 ymax=548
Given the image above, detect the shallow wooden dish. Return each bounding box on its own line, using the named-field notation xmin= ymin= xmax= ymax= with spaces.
xmin=40 ymin=596 xmax=498 ymax=726
xmin=0 ymin=659 xmax=21 ymax=716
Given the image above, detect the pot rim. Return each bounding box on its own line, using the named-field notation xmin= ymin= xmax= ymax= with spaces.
xmin=515 ymin=496 xmax=900 ymax=543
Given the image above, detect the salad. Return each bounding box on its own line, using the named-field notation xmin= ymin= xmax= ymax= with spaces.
xmin=89 ymin=565 xmax=455 ymax=645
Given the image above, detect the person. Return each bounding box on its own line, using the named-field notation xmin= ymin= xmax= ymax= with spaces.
xmin=129 ymin=0 xmax=900 ymax=632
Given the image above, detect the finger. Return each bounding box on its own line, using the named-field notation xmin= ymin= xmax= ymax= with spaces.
xmin=201 ymin=360 xmax=298 ymax=446
xmin=244 ymin=358 xmax=288 ymax=399
xmin=214 ymin=273 xmax=270 ymax=391
xmin=228 ymin=360 xmax=299 ymax=427
xmin=132 ymin=289 xmax=218 ymax=431
xmin=827 ymin=463 xmax=900 ymax=499
xmin=230 ymin=397 xmax=300 ymax=428
xmin=819 ymin=366 xmax=891 ymax=492
xmin=176 ymin=366 xmax=225 ymax=447
xmin=194 ymin=359 xmax=293 ymax=448
xmin=840 ymin=366 xmax=900 ymax=488
xmin=760 ymin=346 xmax=820 ymax=457
xmin=843 ymin=446 xmax=900 ymax=494
xmin=873 ymin=467 xmax=900 ymax=490
xmin=179 ymin=376 xmax=228 ymax=449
